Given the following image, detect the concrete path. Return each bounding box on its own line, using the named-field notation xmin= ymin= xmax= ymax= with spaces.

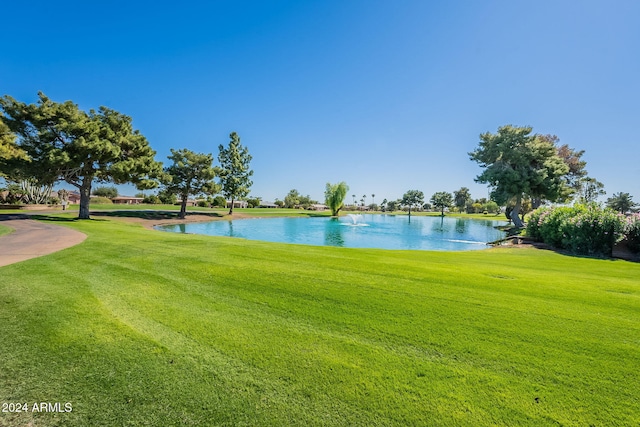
xmin=0 ymin=215 xmax=87 ymax=267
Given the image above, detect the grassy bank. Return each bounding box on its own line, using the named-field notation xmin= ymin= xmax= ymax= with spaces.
xmin=1 ymin=215 xmax=638 ymax=426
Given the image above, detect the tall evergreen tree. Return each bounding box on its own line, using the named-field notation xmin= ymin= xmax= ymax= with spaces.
xmin=217 ymin=132 xmax=253 ymax=214
xmin=401 ymin=190 xmax=424 ymax=219
xmin=162 ymin=149 xmax=219 ymax=219
xmin=453 ymin=187 xmax=472 ymax=213
xmin=430 ymin=192 xmax=454 ymax=216
xmin=606 ymin=192 xmax=637 ymax=214
xmin=0 ymin=92 xmax=161 ymax=219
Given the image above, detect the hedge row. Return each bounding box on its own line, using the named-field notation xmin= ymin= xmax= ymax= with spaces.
xmin=526 ymin=204 xmax=633 ymax=256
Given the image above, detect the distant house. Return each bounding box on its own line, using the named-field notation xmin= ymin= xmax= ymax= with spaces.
xmin=226 ymin=200 xmax=248 ymax=209
xmin=258 ymin=201 xmax=278 ymax=208
xmin=111 ymin=196 xmax=144 ymax=205
xmin=67 ymin=191 xmax=81 ymax=204
xmin=309 ymin=204 xmax=329 ymax=211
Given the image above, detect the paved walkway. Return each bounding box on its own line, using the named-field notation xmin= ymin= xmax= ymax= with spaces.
xmin=0 ymin=215 xmax=87 ymax=267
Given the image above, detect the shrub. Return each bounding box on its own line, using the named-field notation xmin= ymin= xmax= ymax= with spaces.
xmin=92 ymin=186 xmax=118 ymax=198
xmin=527 ymin=204 xmax=626 ymax=256
xmin=143 ymin=195 xmax=161 ymax=204
xmin=91 ymin=196 xmax=113 ymax=204
xmin=197 ymin=199 xmax=208 ymax=208
xmin=625 ymin=213 xmax=640 ymax=253
xmin=212 ymin=196 xmax=227 ymax=208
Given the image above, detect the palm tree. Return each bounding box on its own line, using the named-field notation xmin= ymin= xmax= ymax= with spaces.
xmin=352 ymin=194 xmax=356 ymax=206
xmin=362 ymin=194 xmax=367 ymax=207
xmin=371 ymin=194 xmax=375 ymax=207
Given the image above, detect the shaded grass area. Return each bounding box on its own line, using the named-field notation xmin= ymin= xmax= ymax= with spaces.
xmin=0 ymin=224 xmax=13 ymax=236
xmin=1 ymin=217 xmax=639 ymax=426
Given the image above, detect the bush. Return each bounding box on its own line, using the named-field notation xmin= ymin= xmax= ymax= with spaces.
xmin=197 ymin=199 xmax=209 ymax=208
xmin=92 ymin=186 xmax=118 ymax=198
xmin=91 ymin=196 xmax=113 ymax=204
xmin=527 ymin=204 xmax=626 ymax=256
xmin=143 ymin=195 xmax=161 ymax=204
xmin=212 ymin=196 xmax=227 ymax=208
xmin=625 ymin=213 xmax=640 ymax=253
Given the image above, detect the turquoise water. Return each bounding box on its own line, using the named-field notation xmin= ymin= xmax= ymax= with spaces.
xmin=156 ymin=214 xmax=507 ymax=251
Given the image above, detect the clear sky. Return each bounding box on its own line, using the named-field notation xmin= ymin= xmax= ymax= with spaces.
xmin=2 ymin=0 xmax=639 ymax=203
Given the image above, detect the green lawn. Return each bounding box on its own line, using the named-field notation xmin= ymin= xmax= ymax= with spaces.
xmin=0 ymin=224 xmax=12 ymax=237
xmin=0 ymin=214 xmax=638 ymax=426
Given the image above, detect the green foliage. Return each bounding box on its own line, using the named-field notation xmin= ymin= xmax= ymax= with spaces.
xmin=0 ymin=92 xmax=161 ymax=219
xmin=2 ymin=216 xmax=640 ymax=426
xmin=0 ymin=112 xmax=27 ymax=163
xmin=483 ymin=200 xmax=500 ymax=214
xmin=453 ymin=187 xmax=472 ymax=212
xmin=325 ymin=181 xmax=349 ymax=216
xmin=606 ymin=192 xmax=637 ymax=214
xmin=469 ymin=125 xmax=571 ymax=227
xmin=246 ymin=197 xmax=262 ymax=208
xmin=577 ymin=177 xmax=606 ymax=203
xmin=142 ymin=194 xmax=161 ymax=204
xmin=162 ymin=148 xmax=219 ymax=219
xmin=624 ymin=213 xmax=640 ymax=253
xmin=386 ymin=199 xmax=400 ymax=212
xmin=217 ymin=132 xmax=253 ymax=214
xmin=527 ymin=204 xmax=626 ymax=256
xmin=283 ymin=189 xmax=316 ymax=209
xmin=197 ymin=199 xmax=209 ymax=207
xmin=157 ymin=188 xmax=177 ymax=205
xmin=92 ymin=186 xmax=118 ymax=198
xmin=212 ymin=195 xmax=227 ymax=208
xmin=401 ymin=190 xmax=424 ymax=216
xmin=90 ymin=196 xmax=113 ymax=204
xmin=430 ymin=191 xmax=453 ymax=216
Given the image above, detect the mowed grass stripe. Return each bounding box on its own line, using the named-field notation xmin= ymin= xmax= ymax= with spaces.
xmin=0 ymin=216 xmax=639 ymax=426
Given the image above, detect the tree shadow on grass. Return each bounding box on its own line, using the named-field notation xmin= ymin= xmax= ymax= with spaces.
xmin=91 ymin=210 xmax=224 ymax=221
xmin=0 ymin=213 xmax=88 ymax=222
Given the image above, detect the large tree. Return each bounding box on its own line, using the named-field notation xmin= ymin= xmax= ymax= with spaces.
xmin=606 ymin=192 xmax=637 ymax=214
xmin=453 ymin=187 xmax=472 ymax=213
xmin=469 ymin=125 xmax=569 ymax=228
xmin=283 ymin=189 xmax=315 ymax=209
xmin=217 ymin=132 xmax=253 ymax=215
xmin=430 ymin=191 xmax=453 ymax=216
xmin=0 ymin=93 xmax=161 ymax=219
xmin=325 ymin=182 xmax=349 ymax=216
xmin=578 ymin=177 xmax=606 ymax=204
xmin=162 ymin=148 xmax=219 ymax=219
xmin=401 ymin=190 xmax=424 ymax=219
xmin=0 ymin=114 xmax=27 ymax=163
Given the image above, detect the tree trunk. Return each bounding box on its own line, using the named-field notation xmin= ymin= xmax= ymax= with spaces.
xmin=179 ymin=195 xmax=188 ymax=219
xmin=510 ymin=195 xmax=525 ymax=228
xmin=228 ymin=197 xmax=234 ymax=215
xmin=441 ymin=207 xmax=445 ymax=216
xmin=78 ymin=181 xmax=92 ymax=219
xmin=532 ymin=198 xmax=542 ymax=210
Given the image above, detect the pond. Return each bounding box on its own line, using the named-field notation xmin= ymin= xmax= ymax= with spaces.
xmin=156 ymin=214 xmax=507 ymax=251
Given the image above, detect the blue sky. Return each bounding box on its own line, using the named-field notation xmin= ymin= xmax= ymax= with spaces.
xmin=2 ymin=0 xmax=638 ymax=203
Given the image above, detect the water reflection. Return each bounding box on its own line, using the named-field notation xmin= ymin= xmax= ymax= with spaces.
xmin=324 ymin=218 xmax=345 ymax=247
xmin=156 ymin=214 xmax=507 ymax=251
xmin=226 ymin=221 xmax=236 ymax=237
xmin=431 ymin=216 xmax=451 ymax=233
